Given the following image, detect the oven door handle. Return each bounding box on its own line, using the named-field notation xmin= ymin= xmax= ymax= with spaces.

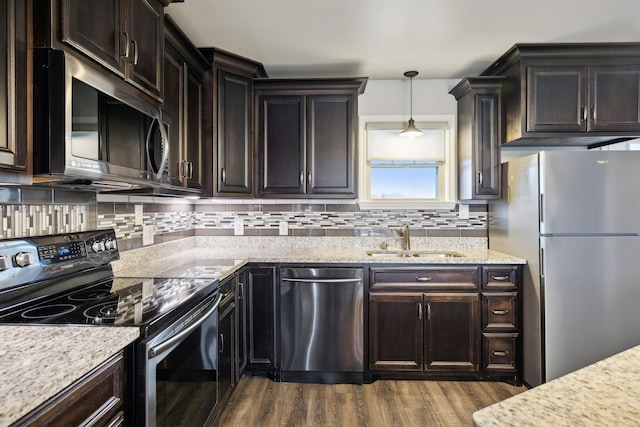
xmin=149 ymin=293 xmax=222 ymax=358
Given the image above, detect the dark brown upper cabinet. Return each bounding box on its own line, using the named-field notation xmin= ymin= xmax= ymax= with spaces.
xmin=200 ymin=49 xmax=266 ymax=197
xmin=450 ymin=77 xmax=503 ymax=200
xmin=0 ymin=0 xmax=30 ymax=184
xmin=36 ymin=0 xmax=166 ymax=100
xmin=164 ymin=15 xmax=210 ymax=193
xmin=254 ymin=78 xmax=367 ymax=198
xmin=481 ymin=43 xmax=640 ymax=147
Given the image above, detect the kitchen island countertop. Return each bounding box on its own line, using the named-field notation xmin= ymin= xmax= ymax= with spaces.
xmin=0 ymin=325 xmax=139 ymax=426
xmin=472 ymin=344 xmax=640 ymax=426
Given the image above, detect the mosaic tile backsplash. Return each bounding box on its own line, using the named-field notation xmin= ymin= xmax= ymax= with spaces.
xmin=1 ymin=187 xmax=487 ymax=251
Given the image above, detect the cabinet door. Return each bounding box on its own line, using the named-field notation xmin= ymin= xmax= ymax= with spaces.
xmin=218 ymin=302 xmax=235 ymax=408
xmin=257 ymin=95 xmax=305 ymax=195
xmin=246 ymin=267 xmax=276 ymax=370
xmin=473 ymin=93 xmax=501 ymax=198
xmin=185 ymin=68 xmax=203 ymax=189
xmin=307 ymin=95 xmax=356 ymax=196
xmin=162 ymin=45 xmax=184 ymax=187
xmin=236 ymin=270 xmax=247 ymax=381
xmin=424 ymin=293 xmax=480 ymax=372
xmin=589 ymin=65 xmax=640 ymax=131
xmin=527 ymin=66 xmax=587 ymax=132
xmin=61 ymin=0 xmax=125 ymax=75
xmin=217 ymin=70 xmax=252 ymax=194
xmin=369 ymin=293 xmax=423 ymax=371
xmin=0 ymin=0 xmax=28 ymax=174
xmin=127 ymin=0 xmax=163 ymax=98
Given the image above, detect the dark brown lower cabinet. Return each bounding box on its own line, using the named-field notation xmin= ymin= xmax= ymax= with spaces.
xmin=369 ymin=292 xmax=479 ymax=374
xmin=246 ymin=266 xmax=277 ymax=374
xmin=424 ymin=293 xmax=479 ymax=372
xmin=369 ymin=293 xmax=423 ymax=371
xmin=217 ymin=295 xmax=235 ymax=412
xmin=17 ymin=352 xmax=125 ymax=426
xmin=368 ymin=265 xmax=521 ymax=383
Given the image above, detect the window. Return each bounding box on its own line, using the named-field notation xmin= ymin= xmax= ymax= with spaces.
xmin=359 ymin=118 xmax=456 ymax=208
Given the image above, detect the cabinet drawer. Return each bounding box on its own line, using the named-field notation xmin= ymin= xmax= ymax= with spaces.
xmin=483 ymin=333 xmax=517 ymax=372
xmin=482 ymin=266 xmax=518 ymax=290
xmin=482 ymin=292 xmax=518 ymax=331
xmin=19 ymin=352 xmax=125 ymax=426
xmin=370 ymin=267 xmax=480 ymax=290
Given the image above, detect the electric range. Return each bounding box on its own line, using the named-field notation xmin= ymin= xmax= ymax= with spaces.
xmin=0 ymin=229 xmax=223 ymax=426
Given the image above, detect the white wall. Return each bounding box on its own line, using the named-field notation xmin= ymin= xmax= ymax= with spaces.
xmin=359 ymin=79 xmax=460 ymax=116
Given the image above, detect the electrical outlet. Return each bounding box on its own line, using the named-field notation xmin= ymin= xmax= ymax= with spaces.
xmin=134 ymin=204 xmax=143 ymax=226
xmin=234 ymin=219 xmax=244 ymax=236
xmin=458 ymin=204 xmax=470 ymax=220
xmin=279 ymin=221 xmax=289 ymax=236
xmin=142 ymin=225 xmax=154 ymax=246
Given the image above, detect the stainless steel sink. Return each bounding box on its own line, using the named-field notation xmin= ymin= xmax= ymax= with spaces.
xmin=365 ymin=249 xmax=465 ymax=258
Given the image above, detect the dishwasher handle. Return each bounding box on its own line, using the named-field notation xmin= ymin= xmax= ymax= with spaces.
xmin=281 ymin=278 xmax=362 ymax=283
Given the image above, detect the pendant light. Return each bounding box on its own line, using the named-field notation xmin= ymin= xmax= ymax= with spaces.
xmin=400 ymin=70 xmax=423 ymax=137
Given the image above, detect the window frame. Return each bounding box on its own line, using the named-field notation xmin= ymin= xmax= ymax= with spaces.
xmin=358 ymin=115 xmax=457 ymax=209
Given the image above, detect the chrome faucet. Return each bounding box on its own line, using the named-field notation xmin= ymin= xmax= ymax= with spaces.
xmin=401 ymin=224 xmax=411 ymax=250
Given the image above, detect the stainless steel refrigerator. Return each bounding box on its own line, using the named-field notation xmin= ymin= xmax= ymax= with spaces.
xmin=489 ymin=150 xmax=640 ymax=387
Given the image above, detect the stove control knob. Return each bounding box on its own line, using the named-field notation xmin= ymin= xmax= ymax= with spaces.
xmin=0 ymin=256 xmax=11 ymax=271
xmin=104 ymin=239 xmax=117 ymax=251
xmin=92 ymin=240 xmax=106 ymax=253
xmin=15 ymin=251 xmax=35 ymax=268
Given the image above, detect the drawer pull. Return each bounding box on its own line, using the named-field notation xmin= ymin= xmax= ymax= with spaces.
xmin=491 ymin=275 xmax=510 ymax=281
xmin=492 ymin=351 xmax=509 ymax=356
xmin=415 ymin=276 xmax=432 ymax=282
xmin=492 ymin=310 xmax=509 ymax=315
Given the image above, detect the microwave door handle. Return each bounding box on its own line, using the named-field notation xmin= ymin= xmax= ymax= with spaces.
xmin=157 ymin=119 xmax=170 ymax=180
xmin=146 ymin=118 xmax=170 ymax=180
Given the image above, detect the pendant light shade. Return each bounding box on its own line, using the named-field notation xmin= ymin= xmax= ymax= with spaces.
xmin=400 ymin=70 xmax=423 ymax=138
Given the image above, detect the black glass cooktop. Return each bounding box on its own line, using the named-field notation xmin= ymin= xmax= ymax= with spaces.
xmin=0 ymin=276 xmax=219 ymax=327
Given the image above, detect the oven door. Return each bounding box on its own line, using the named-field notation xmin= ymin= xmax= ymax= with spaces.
xmin=142 ymin=292 xmax=222 ymax=427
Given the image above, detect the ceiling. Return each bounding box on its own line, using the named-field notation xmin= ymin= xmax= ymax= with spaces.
xmin=166 ymin=0 xmax=640 ymax=80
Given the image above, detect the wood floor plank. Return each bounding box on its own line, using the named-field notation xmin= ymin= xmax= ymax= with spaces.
xmin=219 ymin=376 xmax=527 ymax=427
xmin=421 ymin=380 xmax=465 ymax=427
xmin=438 ymin=381 xmax=484 ymax=425
xmin=401 ymin=380 xmax=445 ymax=427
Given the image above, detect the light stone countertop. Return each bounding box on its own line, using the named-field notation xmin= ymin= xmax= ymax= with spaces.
xmin=472 ymin=344 xmax=640 ymax=426
xmin=113 ymin=236 xmax=525 ymax=279
xmin=0 ymin=325 xmax=140 ymax=426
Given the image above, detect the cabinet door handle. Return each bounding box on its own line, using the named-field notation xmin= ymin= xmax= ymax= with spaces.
xmin=427 ymin=303 xmax=431 ymax=321
xmin=238 ymin=282 xmax=244 ymax=298
xmin=492 ymin=351 xmax=509 ymax=356
xmin=591 ymin=105 xmax=596 ymax=121
xmin=492 ymin=310 xmax=509 ymax=315
xmin=581 ymin=105 xmax=587 ymax=122
xmin=130 ymin=40 xmax=139 ymax=65
xmin=219 ymin=334 xmax=224 ymax=354
xmin=299 ymin=171 xmax=304 ymax=185
xmin=491 ymin=275 xmax=510 ymax=281
xmin=120 ymin=32 xmax=130 ymax=59
xmin=307 ymin=172 xmax=312 ymax=185
xmin=415 ymin=276 xmax=432 ymax=282
xmin=221 ymin=168 xmax=226 ymax=184
xmin=417 ymin=302 xmax=422 ymax=320
xmin=477 ymin=171 xmax=483 ymax=185
xmin=188 ymin=162 xmax=193 ymax=179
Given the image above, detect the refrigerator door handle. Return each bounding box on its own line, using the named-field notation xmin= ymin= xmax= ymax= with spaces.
xmin=540 ymin=247 xmax=545 ymax=277
xmin=539 ymin=193 xmax=544 ymax=223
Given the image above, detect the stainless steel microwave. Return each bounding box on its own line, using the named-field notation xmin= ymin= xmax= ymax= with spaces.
xmin=33 ymin=49 xmax=171 ymax=191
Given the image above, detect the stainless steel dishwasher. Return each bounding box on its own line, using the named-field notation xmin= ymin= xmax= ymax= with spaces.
xmin=279 ymin=267 xmax=363 ymax=384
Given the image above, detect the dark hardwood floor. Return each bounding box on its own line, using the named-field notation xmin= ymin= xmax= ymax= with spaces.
xmin=219 ymin=376 xmax=526 ymax=427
